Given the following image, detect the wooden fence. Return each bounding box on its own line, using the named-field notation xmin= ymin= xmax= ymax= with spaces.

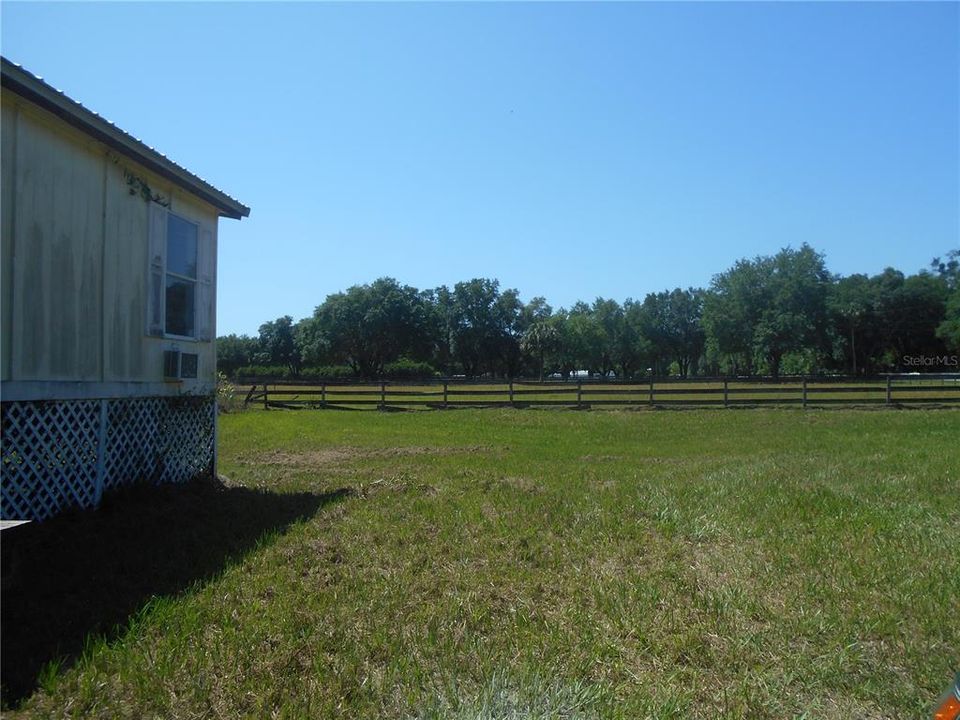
xmin=240 ymin=374 xmax=960 ymax=411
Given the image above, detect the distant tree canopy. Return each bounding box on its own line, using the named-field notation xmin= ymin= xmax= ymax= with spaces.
xmin=297 ymin=278 xmax=432 ymax=377
xmin=256 ymin=316 xmax=301 ymax=376
xmin=934 ymin=249 xmax=960 ymax=353
xmin=641 ymin=288 xmax=705 ymax=378
xmin=221 ymin=246 xmax=958 ymax=379
xmin=704 ymin=245 xmax=830 ymax=379
xmin=216 ymin=334 xmax=259 ymax=377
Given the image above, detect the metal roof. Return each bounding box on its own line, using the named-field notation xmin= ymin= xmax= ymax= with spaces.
xmin=1 ymin=57 xmax=250 ymax=220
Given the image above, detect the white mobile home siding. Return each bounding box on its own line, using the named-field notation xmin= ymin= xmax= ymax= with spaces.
xmin=1 ymin=89 xmax=218 ymax=397
xmin=1 ymin=63 xmax=247 ymax=522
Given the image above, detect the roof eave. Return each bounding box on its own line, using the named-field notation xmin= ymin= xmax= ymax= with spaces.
xmin=1 ymin=58 xmax=250 ymax=220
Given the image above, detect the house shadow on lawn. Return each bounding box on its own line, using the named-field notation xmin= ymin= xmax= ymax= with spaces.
xmin=1 ymin=476 xmax=350 ymax=707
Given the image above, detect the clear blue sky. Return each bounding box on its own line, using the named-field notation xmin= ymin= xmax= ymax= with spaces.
xmin=3 ymin=2 xmax=958 ymax=336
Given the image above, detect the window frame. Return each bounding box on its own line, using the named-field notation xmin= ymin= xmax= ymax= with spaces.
xmin=163 ymin=211 xmax=200 ymax=341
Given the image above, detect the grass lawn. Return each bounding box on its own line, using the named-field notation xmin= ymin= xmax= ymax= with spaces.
xmin=5 ymin=408 xmax=959 ymax=718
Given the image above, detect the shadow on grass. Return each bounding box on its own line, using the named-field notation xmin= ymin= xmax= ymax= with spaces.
xmin=0 ymin=476 xmax=350 ymax=707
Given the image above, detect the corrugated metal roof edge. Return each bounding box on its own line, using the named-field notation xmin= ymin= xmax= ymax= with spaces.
xmin=1 ymin=57 xmax=250 ymax=220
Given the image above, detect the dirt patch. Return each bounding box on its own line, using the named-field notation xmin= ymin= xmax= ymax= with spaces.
xmin=356 ymin=473 xmax=439 ymax=498
xmin=240 ymin=445 xmax=493 ymax=469
xmin=496 ymin=476 xmax=542 ymax=493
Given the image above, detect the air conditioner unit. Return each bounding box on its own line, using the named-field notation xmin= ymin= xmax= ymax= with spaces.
xmin=163 ymin=350 xmax=199 ymax=379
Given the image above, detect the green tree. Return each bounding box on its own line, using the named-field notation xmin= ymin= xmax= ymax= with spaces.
xmin=541 ymin=311 xmax=575 ymax=378
xmin=302 ymin=278 xmax=433 ymax=378
xmin=564 ymin=302 xmax=605 ymax=375
xmin=828 ymin=274 xmax=874 ymax=375
xmin=826 ymin=267 xmax=950 ymax=374
xmin=704 ymin=245 xmax=830 ymax=378
xmin=216 ymin=333 xmax=259 ymax=377
xmin=937 ymin=291 xmax=960 ymax=353
xmin=933 ymin=250 xmax=960 ymax=353
xmin=703 ymin=259 xmax=765 ymax=376
xmin=618 ymin=299 xmax=654 ymax=379
xmin=590 ymin=298 xmax=623 ymax=377
xmin=497 ymin=288 xmax=526 ymax=377
xmin=520 ymin=322 xmax=560 ymax=381
xmin=420 ymin=286 xmax=457 ymax=376
xmin=257 ymin=316 xmax=301 ymax=375
xmin=639 ymin=288 xmax=705 ymax=377
xmin=450 ymin=279 xmax=524 ymax=377
xmin=520 ymin=296 xmax=553 ymax=328
xmin=873 ymin=270 xmax=948 ymax=367
xmin=932 ymin=249 xmax=960 ymax=290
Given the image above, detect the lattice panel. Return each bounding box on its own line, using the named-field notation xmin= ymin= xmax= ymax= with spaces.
xmin=2 ymin=400 xmax=100 ymax=520
xmin=103 ymin=398 xmax=164 ymax=489
xmin=1 ymin=396 xmax=215 ymax=521
xmin=156 ymin=399 xmax=215 ymax=484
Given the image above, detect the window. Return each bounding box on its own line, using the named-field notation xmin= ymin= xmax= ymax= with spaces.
xmin=148 ymin=203 xmax=212 ymax=342
xmin=164 ymin=214 xmax=197 ymax=337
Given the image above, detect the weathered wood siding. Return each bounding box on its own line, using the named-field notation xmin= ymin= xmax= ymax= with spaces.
xmin=1 ymin=100 xmax=15 ymax=382
xmin=1 ymin=89 xmax=219 ymax=397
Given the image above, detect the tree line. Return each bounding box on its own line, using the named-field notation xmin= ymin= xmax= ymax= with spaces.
xmin=218 ymin=245 xmax=960 ymax=380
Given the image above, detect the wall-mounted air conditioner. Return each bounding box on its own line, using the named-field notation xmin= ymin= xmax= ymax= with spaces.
xmin=163 ymin=350 xmax=199 ymax=380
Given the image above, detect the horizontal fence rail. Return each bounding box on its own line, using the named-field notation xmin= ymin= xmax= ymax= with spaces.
xmin=239 ymin=375 xmax=960 ymax=411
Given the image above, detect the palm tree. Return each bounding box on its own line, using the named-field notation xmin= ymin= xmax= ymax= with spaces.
xmin=520 ymin=322 xmax=560 ymax=382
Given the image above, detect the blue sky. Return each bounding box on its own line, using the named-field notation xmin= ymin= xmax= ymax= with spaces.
xmin=3 ymin=2 xmax=958 ymax=336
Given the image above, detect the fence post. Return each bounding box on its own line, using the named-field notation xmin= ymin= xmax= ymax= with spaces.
xmin=321 ymin=382 xmax=327 ymax=409
xmin=649 ymin=377 xmax=655 ymax=406
xmin=509 ymin=380 xmax=515 ymax=408
xmin=802 ymin=378 xmax=808 ymax=409
xmin=723 ymin=379 xmax=729 ymax=408
xmin=380 ymin=380 xmax=386 ymax=410
xmin=577 ymin=380 xmax=583 ymax=409
xmin=886 ymin=376 xmax=892 ymax=405
xmin=263 ymin=383 xmax=268 ymax=410
xmin=443 ymin=381 xmax=448 ymax=409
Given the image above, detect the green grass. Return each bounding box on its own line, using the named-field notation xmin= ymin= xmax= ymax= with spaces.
xmin=8 ymin=408 xmax=960 ymax=718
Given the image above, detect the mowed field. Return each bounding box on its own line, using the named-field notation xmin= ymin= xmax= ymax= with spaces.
xmin=6 ymin=408 xmax=959 ymax=718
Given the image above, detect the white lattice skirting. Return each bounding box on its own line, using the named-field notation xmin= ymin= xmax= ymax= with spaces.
xmin=1 ymin=395 xmax=215 ymax=521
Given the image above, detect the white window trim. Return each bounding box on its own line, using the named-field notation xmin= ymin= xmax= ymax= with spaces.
xmin=148 ymin=202 xmax=213 ymax=344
